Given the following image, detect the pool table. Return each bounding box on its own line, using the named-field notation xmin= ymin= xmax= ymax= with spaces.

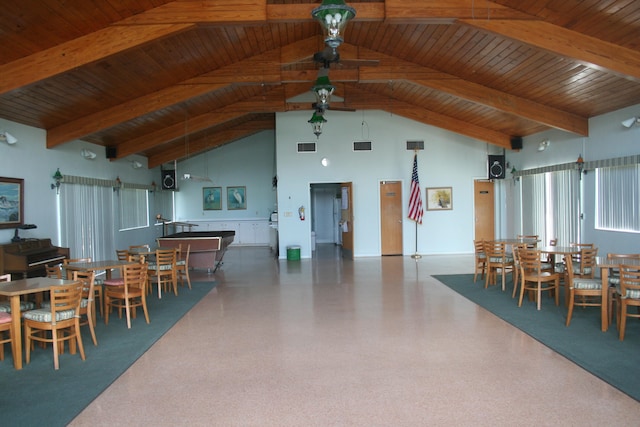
xmin=157 ymin=231 xmax=235 ymax=272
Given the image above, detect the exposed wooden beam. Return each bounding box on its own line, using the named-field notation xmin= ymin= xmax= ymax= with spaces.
xmin=460 ymin=19 xmax=640 ymax=82
xmin=384 ymin=0 xmax=532 ymax=22
xmin=148 ymin=117 xmax=274 ymax=168
xmin=0 ymin=24 xmax=193 ymax=96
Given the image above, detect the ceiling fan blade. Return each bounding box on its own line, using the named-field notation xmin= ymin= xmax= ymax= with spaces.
xmin=339 ymin=59 xmax=379 ymax=67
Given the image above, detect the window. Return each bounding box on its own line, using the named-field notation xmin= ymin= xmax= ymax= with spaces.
xmin=596 ymin=164 xmax=640 ymax=232
xmin=119 ymin=187 xmax=149 ymax=231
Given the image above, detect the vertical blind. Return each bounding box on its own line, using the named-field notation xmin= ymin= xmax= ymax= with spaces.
xmin=596 ymin=164 xmax=640 ymax=232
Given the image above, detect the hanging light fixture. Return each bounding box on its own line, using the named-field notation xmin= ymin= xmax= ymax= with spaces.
xmin=311 ymin=0 xmax=356 ymax=49
xmin=311 ymin=68 xmax=335 ymax=110
xmin=51 ymin=168 xmax=63 ymax=194
xmin=308 ymin=111 xmax=327 ymax=139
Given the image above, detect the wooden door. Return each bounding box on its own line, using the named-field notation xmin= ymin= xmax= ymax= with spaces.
xmin=474 ymin=180 xmax=494 ymax=241
xmin=380 ymin=181 xmax=403 ymax=255
xmin=340 ymin=182 xmax=354 ymax=259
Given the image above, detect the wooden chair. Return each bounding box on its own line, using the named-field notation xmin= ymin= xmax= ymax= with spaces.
xmin=104 ymin=260 xmax=150 ymax=329
xmin=511 ymin=243 xmax=528 ymax=298
xmin=484 ymin=241 xmax=514 ymax=291
xmin=176 ymin=244 xmax=192 ymax=290
xmin=23 ymin=282 xmax=86 ymax=370
xmin=63 ymin=257 xmax=103 ymax=318
xmin=606 ymin=253 xmax=640 ymax=324
xmin=473 ymin=240 xmax=486 ymax=283
xmin=615 ymin=264 xmax=640 ymax=341
xmin=564 ymin=255 xmax=602 ymax=326
xmin=147 ymin=248 xmax=178 ymax=298
xmin=517 ymin=234 xmax=539 ymax=246
xmin=74 ymin=270 xmax=98 ymax=346
xmin=517 ymin=248 xmax=560 ymax=310
xmin=0 ymin=274 xmax=14 ymax=361
xmin=45 ymin=264 xmax=62 ymax=278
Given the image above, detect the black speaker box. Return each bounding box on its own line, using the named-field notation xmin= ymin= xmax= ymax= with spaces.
xmin=510 ymin=136 xmax=523 ymax=150
xmin=161 ymin=170 xmax=176 ymax=190
xmin=488 ymin=155 xmax=505 ymax=179
xmin=105 ymin=146 xmax=117 ymax=159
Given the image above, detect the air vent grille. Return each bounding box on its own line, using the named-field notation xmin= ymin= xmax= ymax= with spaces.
xmin=406 ymin=140 xmax=424 ymax=150
xmin=297 ymin=142 xmax=317 ymax=153
xmin=353 ymin=141 xmax=372 ymax=151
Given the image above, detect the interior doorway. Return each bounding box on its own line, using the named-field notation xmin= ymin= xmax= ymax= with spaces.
xmin=310 ymin=183 xmax=342 ymax=257
xmin=474 ymin=179 xmax=495 ymax=241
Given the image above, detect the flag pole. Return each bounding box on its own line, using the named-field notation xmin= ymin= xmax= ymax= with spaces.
xmin=411 ymin=220 xmax=421 ymax=259
xmin=409 ymin=149 xmax=422 ymax=260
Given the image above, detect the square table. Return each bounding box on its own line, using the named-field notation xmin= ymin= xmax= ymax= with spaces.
xmin=596 ymin=256 xmax=640 ymax=332
xmin=0 ymin=277 xmax=77 ymax=369
xmin=64 ymin=260 xmax=135 ymax=280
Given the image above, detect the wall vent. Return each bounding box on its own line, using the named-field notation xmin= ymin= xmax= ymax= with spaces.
xmin=297 ymin=142 xmax=317 ymax=153
xmin=353 ymin=141 xmax=372 ymax=151
xmin=406 ymin=140 xmax=424 ymax=150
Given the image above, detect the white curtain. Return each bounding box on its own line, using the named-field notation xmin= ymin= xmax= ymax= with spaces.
xmin=59 ymin=184 xmax=116 ymax=261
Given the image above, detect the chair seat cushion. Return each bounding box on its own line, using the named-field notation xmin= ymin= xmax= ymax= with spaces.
xmin=0 ymin=301 xmax=36 ymax=313
xmin=616 ymin=284 xmax=640 ymax=299
xmin=0 ymin=312 xmax=11 ymax=324
xmin=489 ymin=256 xmax=513 ymax=263
xmin=23 ymin=308 xmax=77 ymax=322
xmin=572 ymin=278 xmax=601 ymax=290
xmin=103 ymin=278 xmax=124 ymax=286
xmin=609 ymin=277 xmax=620 ymax=285
xmin=176 ymin=260 xmax=186 ymax=266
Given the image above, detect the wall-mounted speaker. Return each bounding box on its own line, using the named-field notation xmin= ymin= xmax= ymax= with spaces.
xmin=488 ymin=155 xmax=505 ymax=179
xmin=510 ymin=136 xmax=523 ymax=150
xmin=161 ymin=170 xmax=176 ymax=190
xmin=105 ymin=146 xmax=117 ymax=159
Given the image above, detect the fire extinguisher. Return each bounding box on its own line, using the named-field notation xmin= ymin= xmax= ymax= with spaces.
xmin=298 ymin=205 xmax=305 ymax=221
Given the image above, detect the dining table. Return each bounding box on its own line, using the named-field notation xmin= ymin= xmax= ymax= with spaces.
xmin=64 ymin=259 xmax=135 ymax=280
xmin=0 ymin=277 xmax=77 ymax=369
xmin=596 ymin=256 xmax=640 ymax=332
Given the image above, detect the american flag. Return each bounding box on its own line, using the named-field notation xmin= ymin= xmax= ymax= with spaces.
xmin=408 ymin=153 xmax=424 ymax=224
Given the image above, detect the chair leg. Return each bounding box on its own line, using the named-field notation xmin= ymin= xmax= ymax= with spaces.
xmin=52 ymin=327 xmax=60 ymax=370
xmin=566 ymin=289 xmax=575 ymax=326
xmin=619 ymin=302 xmax=627 ymax=341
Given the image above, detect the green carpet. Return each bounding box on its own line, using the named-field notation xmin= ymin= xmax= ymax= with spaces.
xmin=434 ymin=274 xmax=640 ymax=401
xmin=0 ymin=281 xmax=216 ymax=426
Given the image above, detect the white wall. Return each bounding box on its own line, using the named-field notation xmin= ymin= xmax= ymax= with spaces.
xmin=275 ymin=110 xmax=492 ymax=259
xmin=0 ymin=119 xmax=159 ymax=253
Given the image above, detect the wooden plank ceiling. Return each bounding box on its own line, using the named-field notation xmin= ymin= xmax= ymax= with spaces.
xmin=1 ymin=0 xmax=640 ymax=168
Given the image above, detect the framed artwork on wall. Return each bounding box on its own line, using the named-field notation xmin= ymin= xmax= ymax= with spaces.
xmin=0 ymin=177 xmax=24 ymax=228
xmin=203 ymin=187 xmax=222 ymax=210
xmin=426 ymin=187 xmax=452 ymax=211
xmin=227 ymin=186 xmax=246 ymax=210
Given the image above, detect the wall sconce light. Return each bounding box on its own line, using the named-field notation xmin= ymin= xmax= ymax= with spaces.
xmin=621 ymin=116 xmax=640 ymax=128
xmin=308 ymin=111 xmax=327 ymax=139
xmin=537 ymin=139 xmax=550 ymax=152
xmin=311 ymin=68 xmax=335 ymax=110
xmin=51 ymin=168 xmax=63 ymax=194
xmin=311 ymin=0 xmax=356 ymax=49
xmin=510 ymin=166 xmax=519 ymax=182
xmin=131 ymin=160 xmax=143 ymax=169
xmin=0 ymin=131 xmax=17 ymax=145
xmin=576 ymin=154 xmax=585 ymax=178
xmin=113 ymin=176 xmax=122 ymax=193
xmin=81 ymin=148 xmax=96 ymax=159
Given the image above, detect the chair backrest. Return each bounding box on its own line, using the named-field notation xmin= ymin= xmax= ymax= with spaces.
xmin=128 ymin=253 xmax=146 ymax=263
xmin=619 ymin=265 xmax=640 ymax=298
xmin=519 ymin=248 xmax=543 ymax=275
xmin=49 ymin=282 xmax=83 ymax=316
xmin=474 ymin=240 xmax=484 ymax=255
xmin=570 ymin=243 xmax=594 ymax=249
xmin=123 ymin=261 xmax=148 ymax=291
xmin=45 ymin=264 xmax=62 ymax=278
xmin=116 ymin=249 xmax=129 ymax=261
xmin=72 ymin=270 xmax=95 ymax=305
xmin=155 ymin=248 xmax=176 ymax=267
xmin=180 ymin=244 xmax=191 ymax=264
xmin=484 ymin=241 xmax=507 ymax=260
xmin=576 ymin=247 xmax=598 ymax=277
xmin=129 ymin=244 xmax=150 ymax=251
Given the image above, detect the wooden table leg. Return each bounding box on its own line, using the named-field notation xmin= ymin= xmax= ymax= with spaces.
xmin=10 ymin=295 xmax=22 ymax=369
xmin=601 ymin=267 xmax=609 ymax=332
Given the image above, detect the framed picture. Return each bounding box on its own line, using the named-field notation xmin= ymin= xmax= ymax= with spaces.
xmin=0 ymin=177 xmax=24 ymax=228
xmin=227 ymin=186 xmax=246 ymax=210
xmin=203 ymin=187 xmax=222 ymax=210
xmin=426 ymin=187 xmax=452 ymax=211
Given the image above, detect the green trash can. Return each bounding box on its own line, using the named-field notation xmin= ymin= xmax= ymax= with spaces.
xmin=287 ymin=245 xmax=301 ymax=261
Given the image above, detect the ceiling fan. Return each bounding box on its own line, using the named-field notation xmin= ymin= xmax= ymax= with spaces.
xmin=311 ymin=45 xmax=379 ymax=69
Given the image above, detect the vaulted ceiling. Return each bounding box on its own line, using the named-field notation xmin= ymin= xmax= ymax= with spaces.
xmin=1 ymin=0 xmax=640 ymax=168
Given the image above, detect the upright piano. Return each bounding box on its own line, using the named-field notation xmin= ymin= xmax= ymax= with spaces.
xmin=0 ymin=238 xmax=70 ymax=279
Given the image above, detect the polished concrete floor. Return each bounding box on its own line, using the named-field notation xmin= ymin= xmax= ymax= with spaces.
xmin=70 ymin=244 xmax=640 ymax=426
